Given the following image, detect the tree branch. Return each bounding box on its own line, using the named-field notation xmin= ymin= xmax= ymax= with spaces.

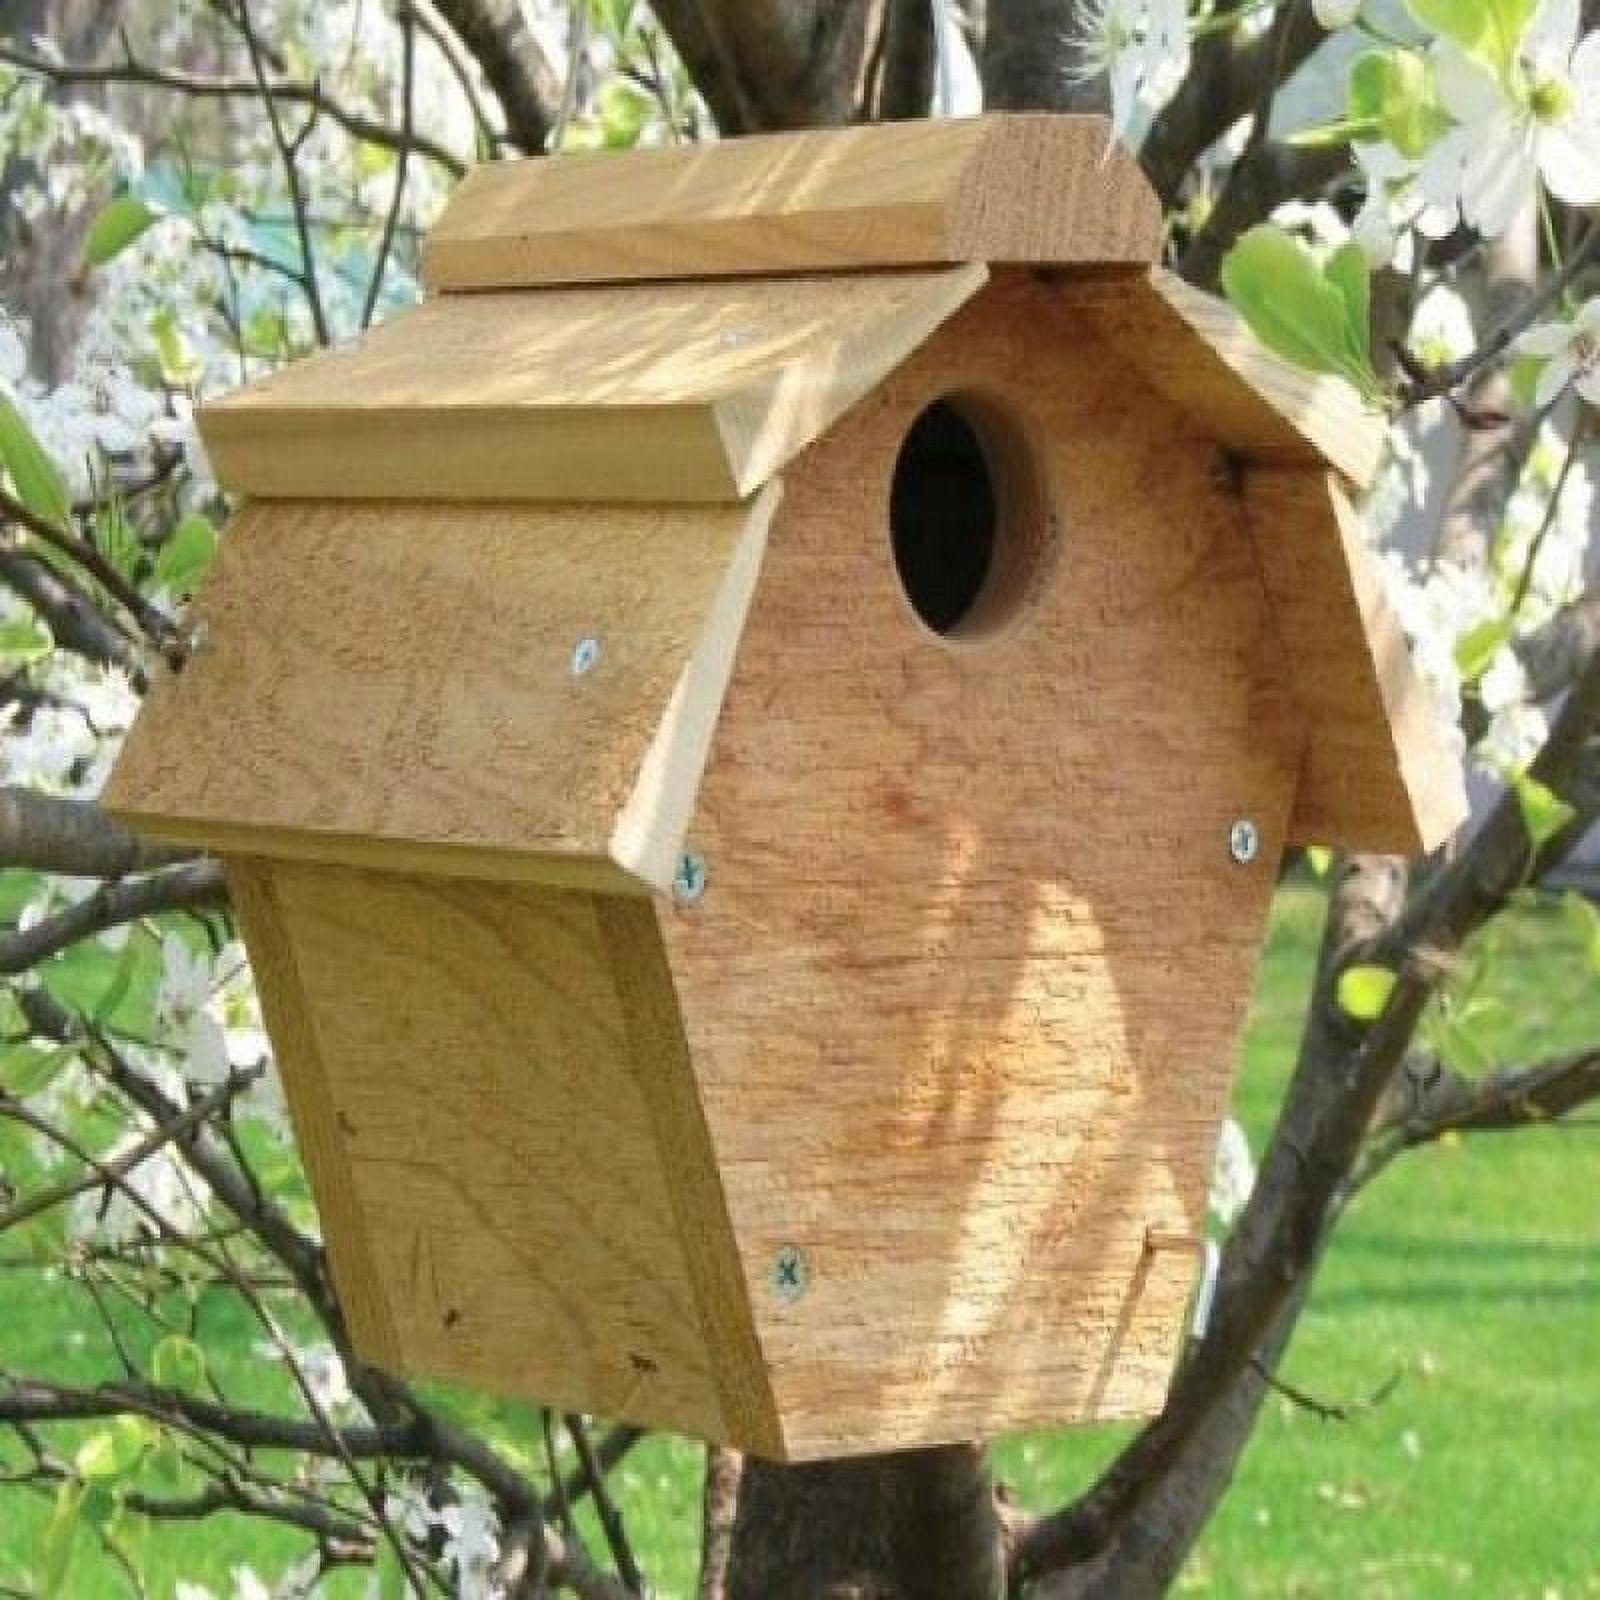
xmin=0 ymin=858 xmax=227 ymax=973
xmin=0 ymin=40 xmax=466 ymax=177
xmin=429 ymin=0 xmax=560 ymax=152
xmin=0 ymin=788 xmax=194 ymax=877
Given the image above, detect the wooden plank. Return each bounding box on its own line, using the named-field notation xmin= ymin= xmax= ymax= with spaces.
xmin=104 ymin=488 xmax=780 ymax=891
xmin=254 ymin=861 xmax=776 ymax=1444
xmin=657 ymin=272 xmax=1306 ymax=1457
xmin=199 ymin=268 xmax=986 ymax=503
xmin=225 ymin=858 xmax=403 ymax=1371
xmin=1057 ymin=268 xmax=1386 ymax=488
xmin=1244 ymin=468 xmax=1468 ymax=853
xmin=422 ymin=115 xmax=1161 ymax=291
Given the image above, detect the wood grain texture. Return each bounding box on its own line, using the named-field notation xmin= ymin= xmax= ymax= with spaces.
xmin=1057 ymin=268 xmax=1386 ymax=488
xmin=250 ymin=860 xmax=777 ymax=1445
xmin=658 ymin=271 xmax=1306 ymax=1458
xmin=104 ymin=490 xmax=779 ymax=891
xmin=1243 ymin=467 xmax=1468 ymax=853
xmin=199 ymin=269 xmax=985 ymax=504
xmin=225 ymin=857 xmax=402 ymax=1370
xmin=422 ymin=115 xmax=1161 ymax=291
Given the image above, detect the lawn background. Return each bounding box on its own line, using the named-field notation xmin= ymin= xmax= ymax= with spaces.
xmin=2 ymin=881 xmax=1596 ymax=1598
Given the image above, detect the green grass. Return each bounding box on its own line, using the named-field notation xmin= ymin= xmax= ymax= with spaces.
xmin=3 ymin=882 xmax=1597 ymax=1597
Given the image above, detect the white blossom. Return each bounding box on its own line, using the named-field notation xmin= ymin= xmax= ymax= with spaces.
xmin=1515 ymin=296 xmax=1600 ymax=407
xmin=157 ymin=933 xmax=231 ymax=1087
xmin=1420 ymin=0 xmax=1600 ymax=234
xmin=1070 ymin=0 xmax=1192 ymax=145
xmin=1313 ymin=0 xmax=1362 ymax=32
xmin=1207 ymin=1117 xmax=1256 ymax=1226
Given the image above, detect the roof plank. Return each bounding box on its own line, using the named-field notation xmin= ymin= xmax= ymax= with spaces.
xmin=199 ymin=267 xmax=986 ymax=503
xmin=422 ymin=115 xmax=1161 ymax=291
xmin=1242 ymin=467 xmax=1467 ymax=853
xmin=104 ymin=487 xmax=781 ymax=891
xmin=1057 ymin=269 xmax=1386 ymax=488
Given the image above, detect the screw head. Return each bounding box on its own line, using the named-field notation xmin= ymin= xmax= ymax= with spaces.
xmin=570 ymin=636 xmax=600 ymax=677
xmin=1228 ymin=818 xmax=1260 ymax=864
xmin=770 ymin=1244 xmax=808 ymax=1304
xmin=672 ymin=850 xmax=707 ymax=905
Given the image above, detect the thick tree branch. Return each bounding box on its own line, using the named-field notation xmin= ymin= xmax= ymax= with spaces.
xmin=0 ymin=788 xmax=194 ymax=877
xmin=0 ymin=545 xmax=148 ymax=687
xmin=429 ymin=0 xmax=561 ymax=152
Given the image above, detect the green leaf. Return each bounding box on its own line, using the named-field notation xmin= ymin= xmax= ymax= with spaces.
xmin=1305 ymin=844 xmax=1334 ymax=877
xmin=151 ymin=1334 xmax=207 ymax=1394
xmin=1453 ymin=617 xmax=1510 ymax=683
xmin=1337 ymin=963 xmax=1397 ymax=1020
xmin=41 ymin=1478 xmax=83 ymax=1598
xmin=0 ymin=613 xmax=53 ymax=668
xmin=81 ymin=196 xmax=159 ymax=268
xmin=0 ymin=1039 xmax=80 ymax=1099
xmin=597 ymin=80 xmax=650 ymax=148
xmin=150 ymin=308 xmax=201 ymax=387
xmin=1560 ymin=890 xmax=1600 ymax=973
xmin=1402 ymin=0 xmax=1488 ymax=52
xmin=1514 ymin=773 xmax=1575 ymax=848
xmin=1348 ymin=49 xmax=1452 ymax=157
xmin=1483 ymin=0 xmax=1537 ymax=68
xmin=0 ymin=391 xmax=70 ymax=530
xmin=1220 ymin=225 xmax=1379 ymax=396
xmin=153 ymin=512 xmax=218 ymax=595
xmin=1325 ymin=240 xmax=1373 ymax=367
xmin=74 ymin=1417 xmax=154 ymax=1482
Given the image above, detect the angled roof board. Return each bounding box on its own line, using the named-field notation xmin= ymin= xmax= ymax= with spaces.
xmin=198 ymin=266 xmax=988 ymax=503
xmin=104 ymin=486 xmax=781 ymax=893
xmin=422 ymin=113 xmax=1164 ymax=291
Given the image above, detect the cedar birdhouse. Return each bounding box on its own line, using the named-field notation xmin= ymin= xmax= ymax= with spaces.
xmin=106 ymin=116 xmax=1467 ymax=1461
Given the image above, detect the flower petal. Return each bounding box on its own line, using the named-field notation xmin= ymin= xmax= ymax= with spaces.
xmin=1517 ymin=319 xmax=1578 ymax=355
xmin=1433 ymin=46 xmax=1507 ymax=121
xmin=1537 ymin=122 xmax=1600 ymax=203
xmin=1535 ymin=350 xmax=1574 ymax=408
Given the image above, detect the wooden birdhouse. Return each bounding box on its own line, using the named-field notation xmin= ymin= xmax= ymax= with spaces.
xmin=105 ymin=115 xmax=1467 ymax=1461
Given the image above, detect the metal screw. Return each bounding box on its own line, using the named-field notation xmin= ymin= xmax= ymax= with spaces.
xmin=672 ymin=850 xmax=707 ymax=905
xmin=1228 ymin=818 xmax=1260 ymax=865
xmin=771 ymin=1244 xmax=808 ymax=1304
xmin=570 ymin=635 xmax=600 ymax=677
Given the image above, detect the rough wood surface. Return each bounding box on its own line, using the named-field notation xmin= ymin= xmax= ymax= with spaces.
xmin=422 ymin=115 xmax=1161 ymax=291
xmin=248 ymin=859 xmax=777 ymax=1445
xmin=657 ymin=271 xmax=1306 ymax=1458
xmin=225 ymin=857 xmax=403 ymax=1371
xmin=199 ymin=270 xmax=984 ymax=503
xmin=1058 ymin=268 xmax=1386 ymax=488
xmin=1243 ymin=467 xmax=1468 ymax=853
xmin=104 ymin=490 xmax=779 ymax=891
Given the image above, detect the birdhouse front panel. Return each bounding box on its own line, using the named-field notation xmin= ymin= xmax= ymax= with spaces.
xmin=655 ymin=269 xmax=1305 ymax=1457
xmin=103 ymin=115 xmax=1468 ymax=1462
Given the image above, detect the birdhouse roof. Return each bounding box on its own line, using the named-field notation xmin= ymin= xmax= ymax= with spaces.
xmin=106 ymin=115 xmax=1464 ymax=889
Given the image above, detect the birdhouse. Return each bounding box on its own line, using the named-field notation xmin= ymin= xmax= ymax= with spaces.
xmin=105 ymin=115 xmax=1466 ymax=1461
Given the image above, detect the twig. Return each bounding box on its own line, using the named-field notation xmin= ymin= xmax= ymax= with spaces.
xmin=0 ymin=487 xmax=184 ymax=665
xmin=0 ymin=788 xmax=195 ymax=877
xmin=1399 ymin=225 xmax=1600 ymax=406
xmin=0 ymin=40 xmax=466 ymax=176
xmin=0 ymin=859 xmax=227 ymax=974
xmin=565 ymin=1414 xmax=643 ymax=1591
xmin=362 ymin=4 xmax=417 ymax=329
xmin=1249 ymin=1359 xmax=1400 ymax=1422
xmin=0 ymin=1065 xmax=261 ymax=1236
xmin=233 ymin=0 xmax=331 ymax=346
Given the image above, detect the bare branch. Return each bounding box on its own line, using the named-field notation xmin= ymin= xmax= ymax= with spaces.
xmin=0 ymin=859 xmax=227 ymax=973
xmin=0 ymin=40 xmax=467 ymax=177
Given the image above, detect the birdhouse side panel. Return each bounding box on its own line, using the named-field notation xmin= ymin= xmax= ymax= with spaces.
xmin=234 ymin=858 xmax=769 ymax=1444
xmin=656 ymin=271 xmax=1305 ymax=1459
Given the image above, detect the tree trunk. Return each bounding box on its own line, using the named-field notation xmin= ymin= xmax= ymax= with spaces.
xmin=727 ymin=1445 xmax=1004 ymax=1600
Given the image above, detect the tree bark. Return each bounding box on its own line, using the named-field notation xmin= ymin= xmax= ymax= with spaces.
xmin=727 ymin=1445 xmax=1003 ymax=1600
xmin=982 ymin=0 xmax=1104 ymax=111
xmin=650 ymin=2 xmax=883 ymax=133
